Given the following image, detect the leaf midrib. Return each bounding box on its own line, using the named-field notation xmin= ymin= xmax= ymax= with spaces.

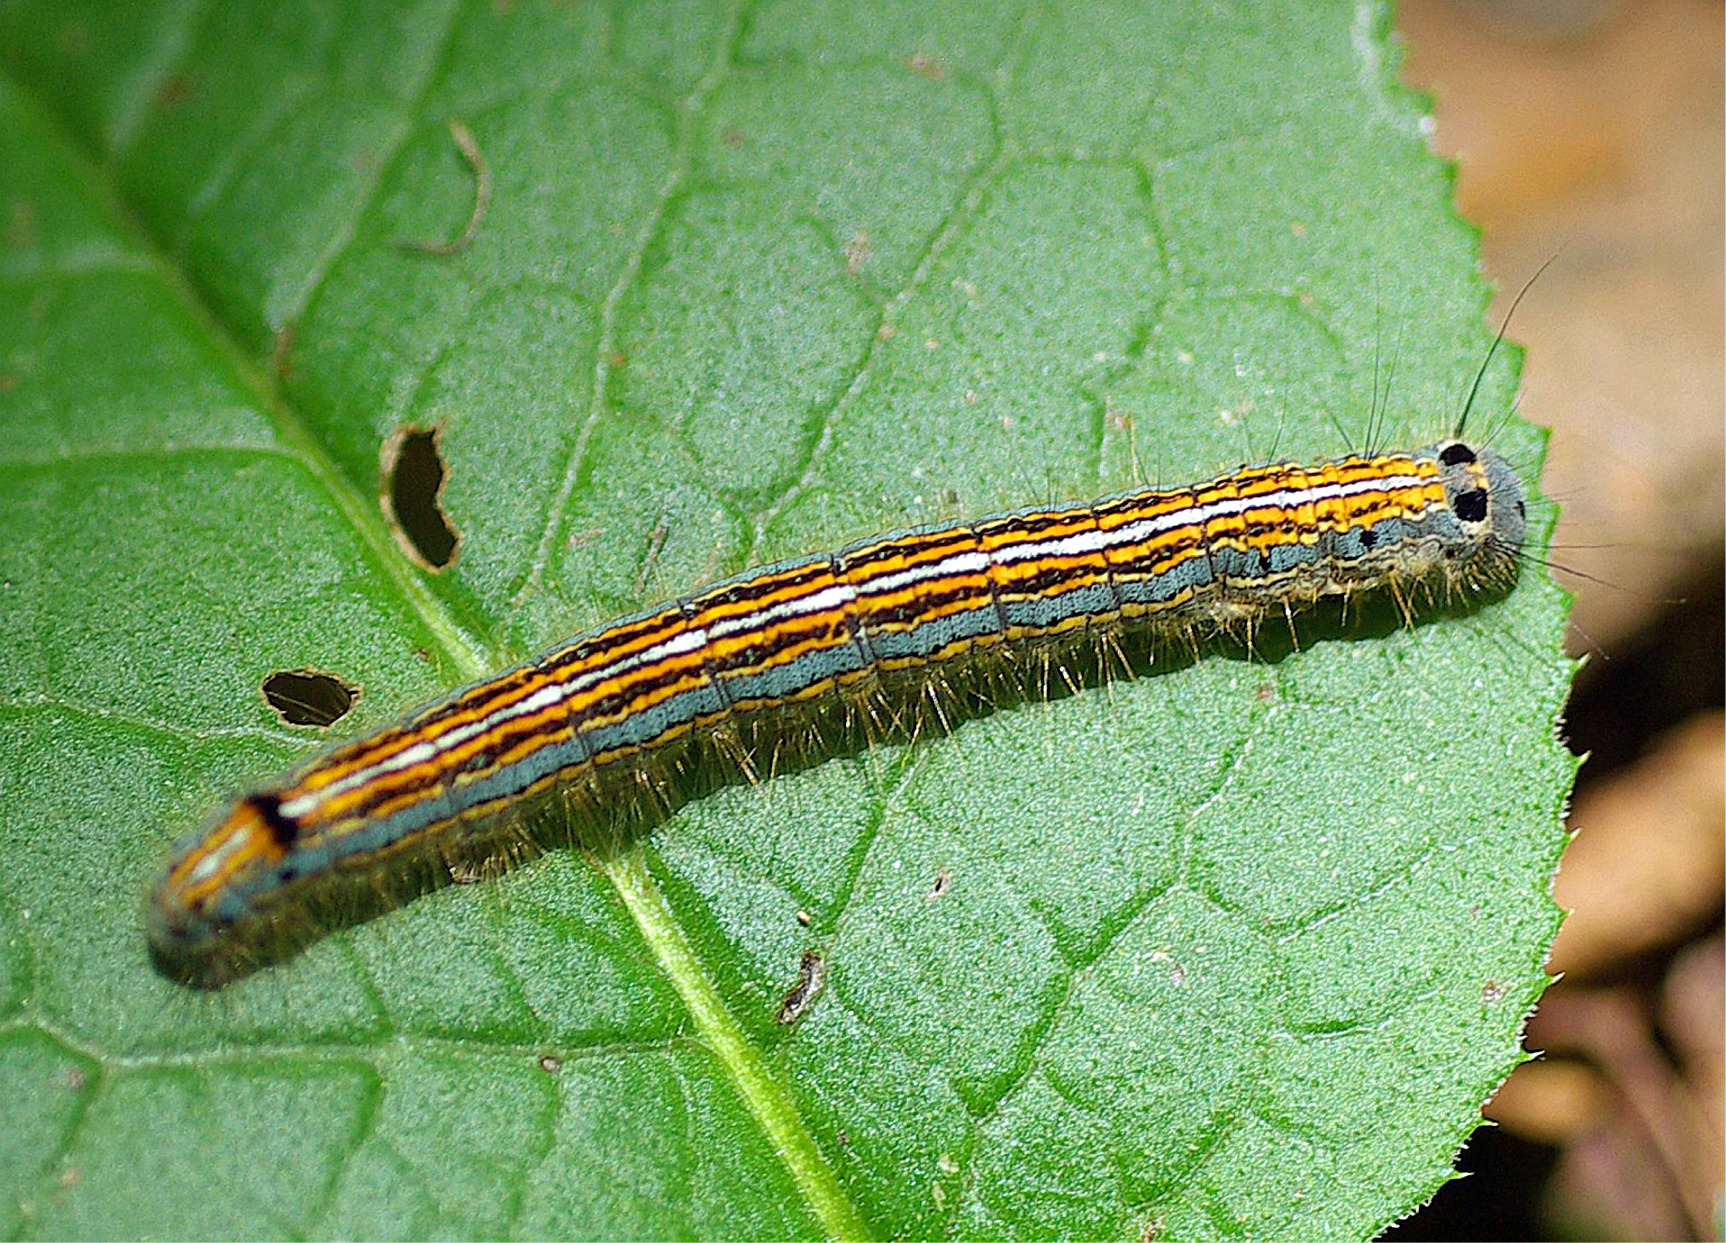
xmin=603 ymin=852 xmax=868 ymax=1240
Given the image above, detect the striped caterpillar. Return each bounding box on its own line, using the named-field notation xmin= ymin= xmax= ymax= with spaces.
xmin=148 ymin=440 xmax=1527 ymax=987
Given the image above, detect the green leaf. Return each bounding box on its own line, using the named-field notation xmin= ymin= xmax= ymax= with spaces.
xmin=0 ymin=1 xmax=1576 ymax=1238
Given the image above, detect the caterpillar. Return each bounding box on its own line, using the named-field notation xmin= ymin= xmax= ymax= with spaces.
xmin=148 ymin=439 xmax=1528 ymax=987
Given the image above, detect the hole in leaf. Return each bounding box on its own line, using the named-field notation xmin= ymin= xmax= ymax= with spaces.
xmin=382 ymin=425 xmax=458 ymax=569
xmin=261 ymin=669 xmax=359 ymax=727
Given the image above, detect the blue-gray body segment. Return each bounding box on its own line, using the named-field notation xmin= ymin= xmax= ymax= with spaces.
xmin=447 ymin=732 xmax=590 ymax=813
xmin=1000 ymin=579 xmax=1118 ymax=631
xmin=1115 ymin=549 xmax=1213 ymax=606
xmin=861 ymin=600 xmax=1002 ymax=663
xmin=720 ymin=646 xmax=850 ymax=706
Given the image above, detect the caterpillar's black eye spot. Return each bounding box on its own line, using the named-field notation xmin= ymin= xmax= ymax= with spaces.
xmin=1439 ymin=442 xmax=1477 ymax=466
xmin=1360 ymin=526 xmax=1377 ymax=550
xmin=1516 ymin=499 xmax=1526 ymax=517
xmin=1454 ymin=488 xmax=1489 ymax=523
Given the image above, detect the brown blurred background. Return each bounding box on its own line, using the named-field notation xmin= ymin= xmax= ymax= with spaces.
xmin=1386 ymin=1 xmax=1724 ymax=1239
